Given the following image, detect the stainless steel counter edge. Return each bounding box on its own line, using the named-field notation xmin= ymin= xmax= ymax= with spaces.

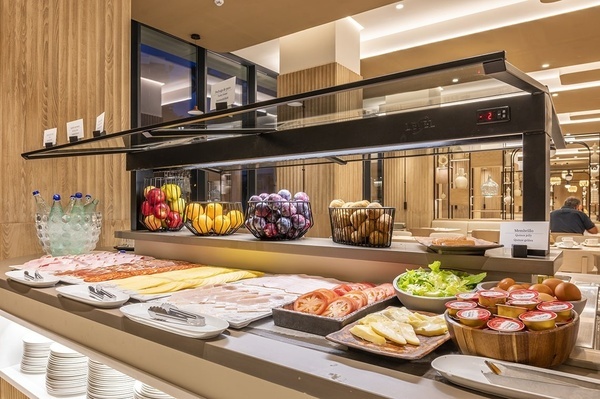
xmin=116 ymin=230 xmax=561 ymax=283
xmin=0 ymin=258 xmax=485 ymax=399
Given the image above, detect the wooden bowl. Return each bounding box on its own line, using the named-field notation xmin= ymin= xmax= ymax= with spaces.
xmin=445 ymin=310 xmax=579 ymax=367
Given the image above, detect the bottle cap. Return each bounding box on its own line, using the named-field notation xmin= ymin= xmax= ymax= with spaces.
xmin=33 ymin=190 xmax=40 ymax=195
xmin=53 ymin=194 xmax=61 ymax=201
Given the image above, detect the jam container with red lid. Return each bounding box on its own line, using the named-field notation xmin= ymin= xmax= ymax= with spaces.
xmin=508 ymin=289 xmax=539 ymax=301
xmin=536 ymin=301 xmax=573 ymax=322
xmin=507 ymin=298 xmax=539 ymax=310
xmin=487 ymin=317 xmax=525 ymax=332
xmin=518 ymin=311 xmax=557 ymax=331
xmin=445 ymin=300 xmax=477 ymax=317
xmin=478 ymin=290 xmax=508 ymax=307
xmin=456 ymin=292 xmax=479 ymax=301
xmin=456 ymin=308 xmax=491 ymax=328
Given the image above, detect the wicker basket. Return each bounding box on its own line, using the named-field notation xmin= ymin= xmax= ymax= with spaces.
xmin=329 ymin=206 xmax=395 ymax=247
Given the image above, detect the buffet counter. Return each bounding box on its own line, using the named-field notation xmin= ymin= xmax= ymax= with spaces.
xmin=0 ymin=255 xmax=490 ymax=399
xmin=0 ymin=231 xmax=597 ymax=398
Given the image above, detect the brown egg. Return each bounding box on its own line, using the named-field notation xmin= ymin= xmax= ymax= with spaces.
xmin=541 ymin=278 xmax=564 ymax=295
xmin=507 ymin=284 xmax=525 ymax=292
xmin=554 ymin=282 xmax=582 ymax=301
xmin=497 ymin=278 xmax=516 ymax=291
xmin=521 ymin=283 xmax=531 ymax=289
xmin=490 ymin=286 xmax=508 ymax=293
xmin=537 ymin=293 xmax=556 ymax=302
xmin=529 ymin=283 xmax=554 ymax=296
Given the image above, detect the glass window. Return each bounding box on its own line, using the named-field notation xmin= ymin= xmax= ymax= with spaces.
xmin=140 ymin=26 xmax=196 ymax=126
xmin=256 ymin=70 xmax=278 ymax=127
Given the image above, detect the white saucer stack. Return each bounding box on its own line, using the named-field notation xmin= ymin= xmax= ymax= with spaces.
xmin=133 ymin=381 xmax=175 ymax=399
xmin=20 ymin=333 xmax=53 ymax=374
xmin=45 ymin=343 xmax=88 ymax=396
xmin=87 ymin=359 xmax=135 ymax=399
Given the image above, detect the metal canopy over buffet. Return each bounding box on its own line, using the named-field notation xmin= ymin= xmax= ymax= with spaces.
xmin=22 ymin=52 xmax=563 ymax=222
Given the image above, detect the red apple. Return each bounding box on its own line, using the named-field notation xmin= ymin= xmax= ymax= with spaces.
xmin=147 ymin=187 xmax=166 ymax=205
xmin=165 ymin=211 xmax=182 ymax=229
xmin=153 ymin=202 xmax=170 ymax=220
xmin=141 ymin=200 xmax=153 ymax=216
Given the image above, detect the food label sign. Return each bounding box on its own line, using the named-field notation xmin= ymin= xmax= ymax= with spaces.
xmin=499 ymin=222 xmax=549 ymax=251
xmin=210 ymin=77 xmax=236 ymax=110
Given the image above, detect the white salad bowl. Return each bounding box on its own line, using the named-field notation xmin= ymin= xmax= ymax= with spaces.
xmin=392 ymin=273 xmax=457 ymax=314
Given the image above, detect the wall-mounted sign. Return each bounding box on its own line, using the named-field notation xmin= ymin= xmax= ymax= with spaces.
xmin=209 ymin=77 xmax=236 ymax=111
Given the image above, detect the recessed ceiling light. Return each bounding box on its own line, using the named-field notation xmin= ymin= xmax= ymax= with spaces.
xmin=552 ymin=93 xmax=559 ymax=97
xmin=452 ymin=78 xmax=459 ymax=83
xmin=542 ymin=63 xmax=550 ymax=68
xmin=395 ymin=3 xmax=404 ymax=10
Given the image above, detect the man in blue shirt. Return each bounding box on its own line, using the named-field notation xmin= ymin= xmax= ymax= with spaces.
xmin=550 ymin=196 xmax=598 ymax=234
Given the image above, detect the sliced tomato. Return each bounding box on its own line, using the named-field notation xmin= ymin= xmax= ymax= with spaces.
xmin=378 ymin=283 xmax=395 ymax=297
xmin=315 ymin=288 xmax=338 ymax=302
xmin=322 ymin=297 xmax=356 ymax=318
xmin=345 ymin=282 xmax=375 ymax=291
xmin=293 ymin=291 xmax=328 ymax=315
xmin=362 ymin=287 xmax=380 ymax=304
xmin=343 ymin=290 xmax=368 ymax=309
xmin=332 ymin=284 xmax=352 ymax=296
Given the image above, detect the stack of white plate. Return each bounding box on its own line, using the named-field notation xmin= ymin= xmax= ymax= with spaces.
xmin=133 ymin=381 xmax=175 ymax=399
xmin=45 ymin=343 xmax=88 ymax=396
xmin=20 ymin=333 xmax=53 ymax=374
xmin=87 ymin=359 xmax=135 ymax=399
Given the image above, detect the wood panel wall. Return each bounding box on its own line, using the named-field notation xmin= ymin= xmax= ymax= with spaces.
xmin=0 ymin=0 xmax=131 ymax=260
xmin=277 ymin=63 xmax=363 ymax=238
xmin=384 ymin=154 xmax=434 ymax=230
xmin=1 ymin=379 xmax=27 ymax=399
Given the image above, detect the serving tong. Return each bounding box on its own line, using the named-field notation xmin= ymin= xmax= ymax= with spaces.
xmin=147 ymin=304 xmax=206 ymax=326
xmin=23 ymin=270 xmax=44 ymax=281
xmin=484 ymin=360 xmax=600 ymax=398
xmin=88 ymin=285 xmax=117 ymax=301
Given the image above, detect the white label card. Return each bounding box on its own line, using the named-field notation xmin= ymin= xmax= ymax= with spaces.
xmin=66 ymin=119 xmax=85 ymax=140
xmin=43 ymin=128 xmax=57 ymax=146
xmin=95 ymin=112 xmax=105 ymax=132
xmin=209 ymin=77 xmax=236 ymax=110
xmin=499 ymin=222 xmax=550 ymax=251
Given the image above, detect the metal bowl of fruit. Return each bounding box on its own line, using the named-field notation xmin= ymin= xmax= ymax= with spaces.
xmin=244 ymin=190 xmax=313 ymax=240
xmin=184 ymin=201 xmax=244 ymax=236
xmin=139 ymin=178 xmax=186 ymax=232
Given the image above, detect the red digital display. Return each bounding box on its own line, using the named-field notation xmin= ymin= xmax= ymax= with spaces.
xmin=476 ymin=106 xmax=510 ymax=124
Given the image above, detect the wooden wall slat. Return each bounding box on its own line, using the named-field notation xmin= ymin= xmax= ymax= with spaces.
xmin=0 ymin=0 xmax=131 ymax=259
xmin=277 ymin=62 xmax=363 ymax=238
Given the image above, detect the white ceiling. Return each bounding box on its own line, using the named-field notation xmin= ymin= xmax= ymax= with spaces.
xmin=233 ymin=0 xmax=600 ymax=73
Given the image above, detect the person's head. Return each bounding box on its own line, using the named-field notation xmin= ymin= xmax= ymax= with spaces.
xmin=564 ymin=196 xmax=581 ymax=209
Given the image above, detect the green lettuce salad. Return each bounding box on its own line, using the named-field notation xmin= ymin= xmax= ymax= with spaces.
xmin=396 ymin=261 xmax=486 ymax=297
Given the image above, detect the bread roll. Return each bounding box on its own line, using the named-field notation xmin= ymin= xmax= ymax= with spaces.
xmin=431 ymin=237 xmax=474 ymax=246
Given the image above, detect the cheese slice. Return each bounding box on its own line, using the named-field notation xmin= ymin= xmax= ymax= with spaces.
xmin=349 ymin=325 xmax=386 ymax=346
xmin=392 ymin=322 xmax=420 ymax=346
xmin=370 ymin=321 xmax=407 ymax=345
